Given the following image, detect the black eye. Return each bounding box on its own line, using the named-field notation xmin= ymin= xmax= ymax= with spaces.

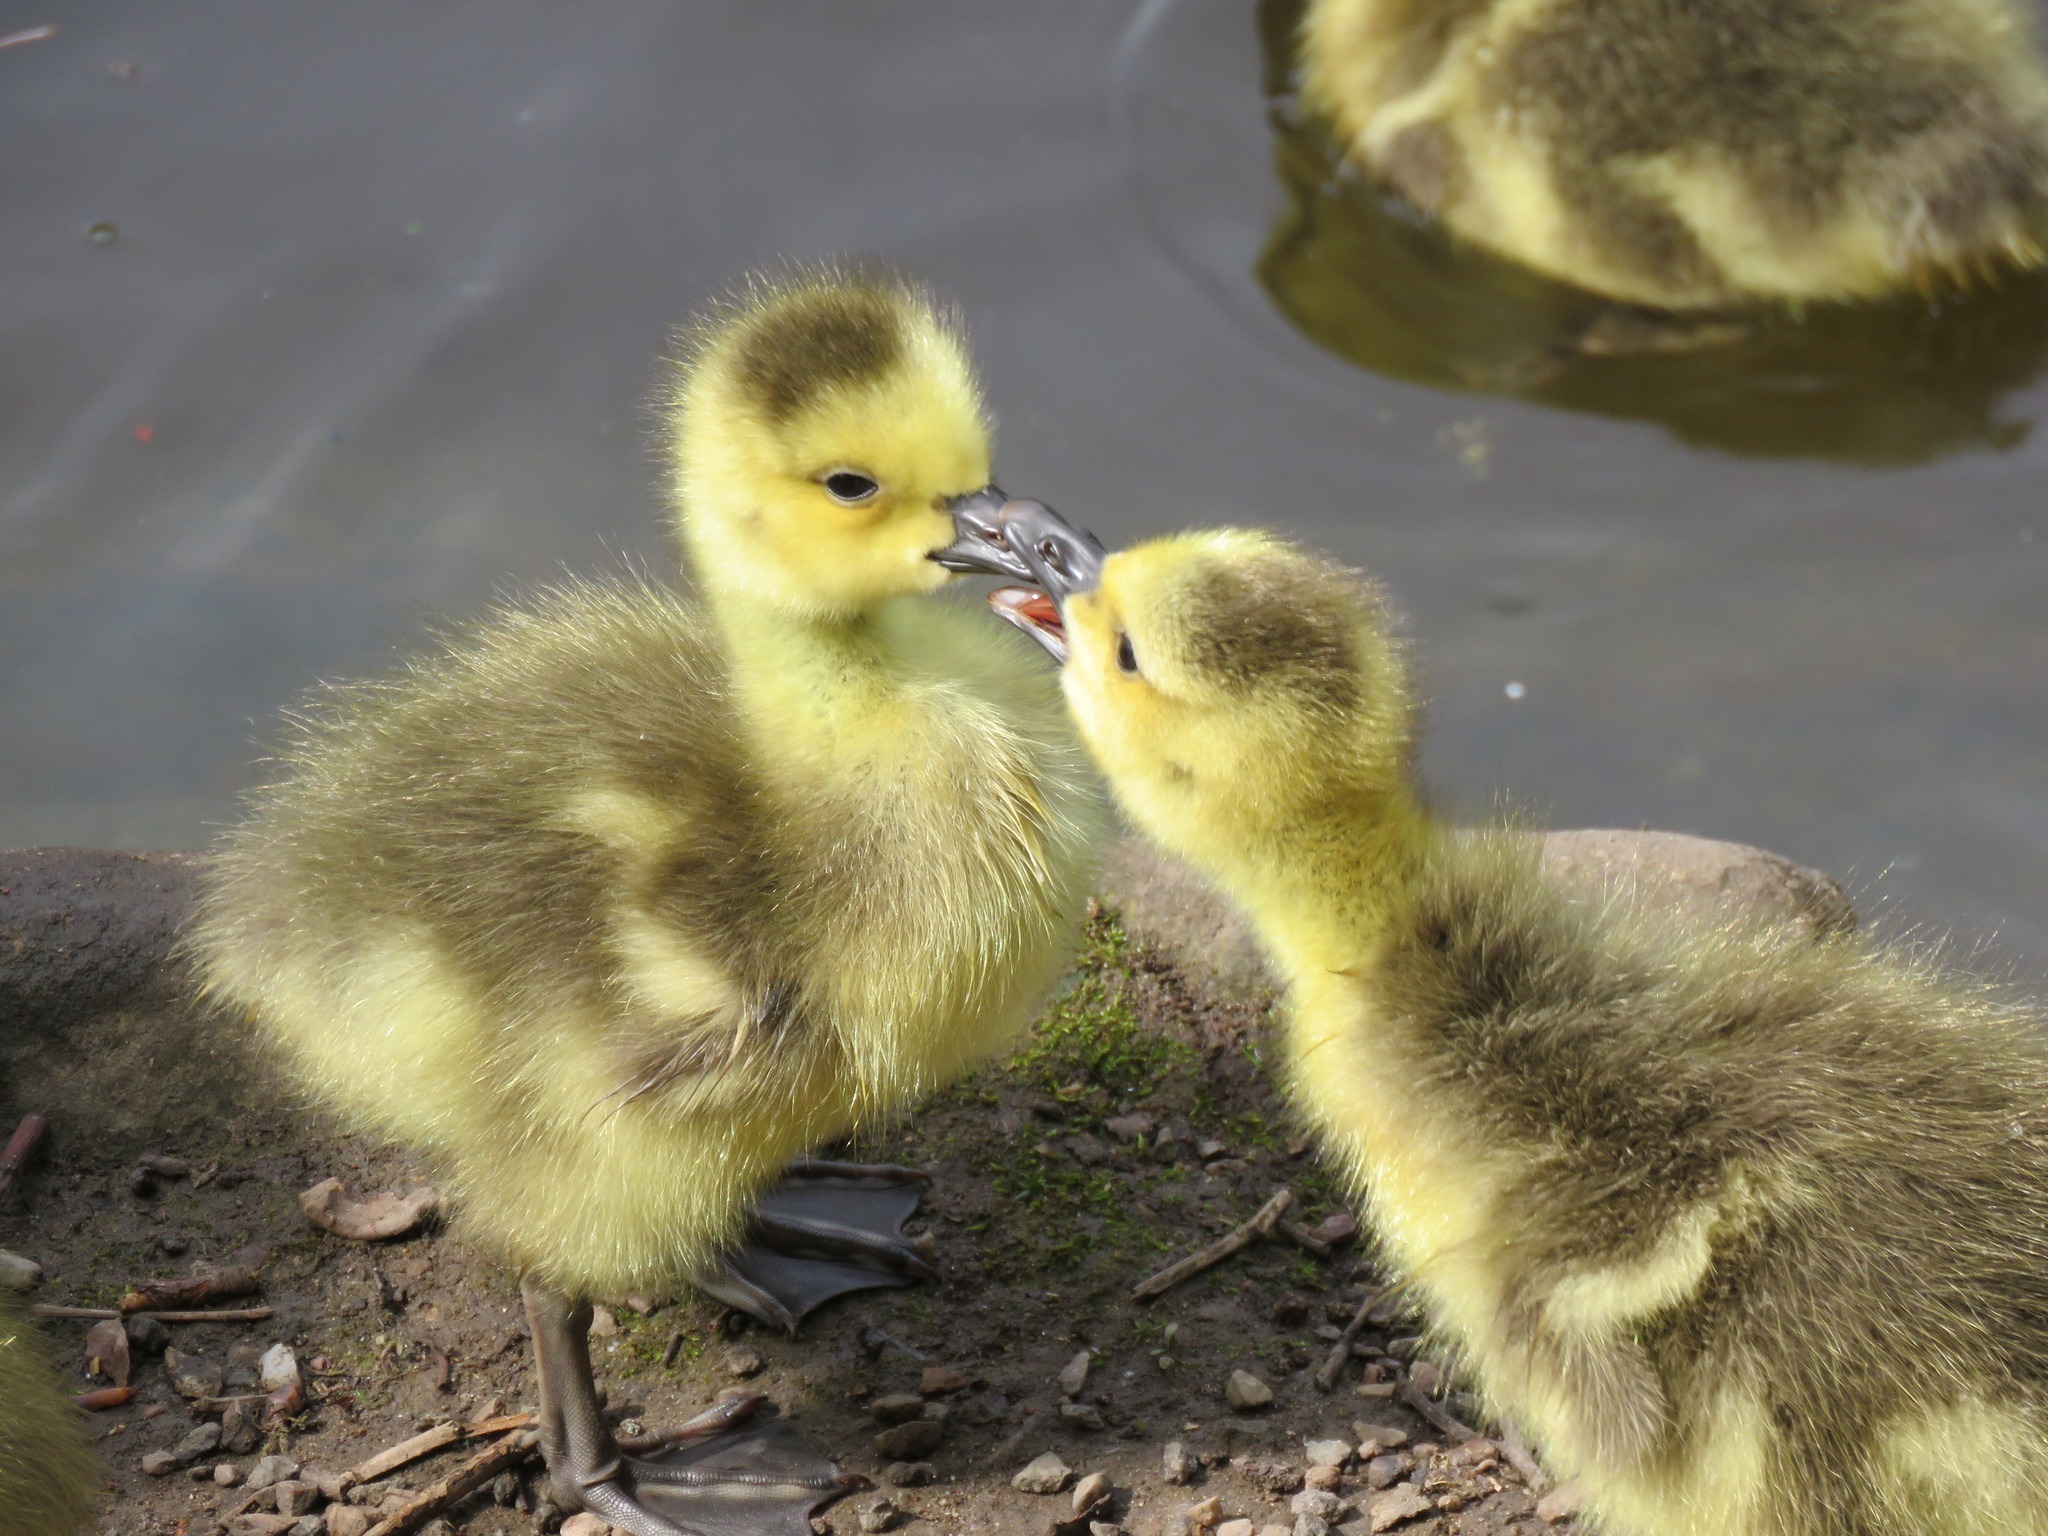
xmin=822 ymin=471 xmax=879 ymax=504
xmin=1116 ymin=633 xmax=1139 ymax=675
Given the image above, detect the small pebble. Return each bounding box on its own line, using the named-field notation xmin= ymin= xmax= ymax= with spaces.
xmin=1225 ymin=1370 xmax=1273 ymax=1411
xmin=1012 ymin=1452 xmax=1074 ymax=1495
xmin=1186 ymin=1496 xmax=1224 ymax=1529
xmin=858 ymin=1498 xmax=901 ymax=1533
xmin=1163 ymin=1441 xmax=1196 ymax=1485
xmin=1061 ymin=1401 xmax=1107 ymax=1431
xmin=1367 ymin=1488 xmax=1434 ymax=1532
xmin=1292 ymin=1519 xmax=1330 ymax=1536
xmin=1290 ymin=1491 xmax=1347 ymax=1521
xmin=273 ymin=1481 xmax=320 ymax=1517
xmin=124 ymin=1315 xmax=170 ymax=1356
xmin=588 ymin=1306 xmax=619 ymax=1338
xmin=561 ymin=1516 xmax=612 ymax=1536
xmin=1304 ymin=1439 xmax=1351 ymax=1469
xmin=1104 ymin=1113 xmax=1155 ymax=1143
xmin=214 ymin=1463 xmax=243 ymax=1487
xmin=1408 ymin=1361 xmax=1444 ymax=1396
xmin=1217 ymin=1521 xmax=1254 ymax=1536
xmin=1351 ymin=1424 xmax=1407 ymax=1453
xmin=873 ymin=1419 xmax=943 ymax=1460
xmin=1072 ymin=1470 xmax=1112 ymax=1516
xmin=1058 ymin=1349 xmax=1092 ymax=1398
xmin=1536 ymin=1479 xmax=1585 ymax=1524
xmin=260 ymin=1343 xmax=301 ymax=1392
xmin=870 ymin=1393 xmax=925 ymax=1424
xmin=884 ymin=1462 xmax=934 ymax=1488
xmin=247 ymin=1454 xmax=300 ymax=1491
xmin=326 ymin=1510 xmax=373 ymax=1536
xmin=920 ymin=1366 xmax=972 ymax=1395
xmin=1302 ymin=1466 xmax=1342 ymax=1492
xmin=720 ymin=1344 xmax=765 ymax=1379
xmin=1362 ymin=1455 xmax=1411 ymax=1490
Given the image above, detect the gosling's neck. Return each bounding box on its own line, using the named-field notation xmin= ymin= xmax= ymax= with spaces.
xmin=1173 ymin=780 xmax=1439 ymax=985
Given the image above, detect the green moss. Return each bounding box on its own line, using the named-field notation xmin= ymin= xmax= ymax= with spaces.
xmin=1005 ymin=910 xmax=1196 ymax=1112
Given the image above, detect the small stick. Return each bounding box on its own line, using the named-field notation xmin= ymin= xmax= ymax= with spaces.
xmin=0 ymin=1115 xmax=49 ymax=1203
xmin=1130 ymin=1188 xmax=1294 ymax=1301
xmin=75 ymin=1386 xmax=135 ymax=1411
xmin=465 ymin=1412 xmax=535 ymax=1438
xmin=339 ymin=1421 xmax=463 ymax=1489
xmin=31 ymin=1304 xmax=275 ymax=1323
xmin=361 ymin=1430 xmax=540 ymax=1536
xmin=1397 ymin=1378 xmax=1478 ymax=1444
xmin=119 ymin=1264 xmax=261 ymax=1313
xmin=1278 ymin=1219 xmax=1333 ymax=1258
xmin=1496 ymin=1419 xmax=1549 ymax=1493
xmin=1314 ymin=1286 xmax=1384 ymax=1392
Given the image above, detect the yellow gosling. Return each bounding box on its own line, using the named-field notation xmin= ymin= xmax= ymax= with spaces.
xmin=0 ymin=1292 xmax=96 ymax=1535
xmin=187 ymin=269 xmax=1107 ymax=1534
xmin=1297 ymin=0 xmax=2048 ymax=306
xmin=1023 ymin=523 xmax=2048 ymax=1536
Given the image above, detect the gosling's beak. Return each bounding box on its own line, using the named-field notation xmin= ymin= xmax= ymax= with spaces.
xmin=986 ymin=498 xmax=1108 ymax=663
xmin=931 ymin=485 xmax=1034 ymax=579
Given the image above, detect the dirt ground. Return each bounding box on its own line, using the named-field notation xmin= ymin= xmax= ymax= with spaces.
xmin=0 ymin=836 xmax=1846 ymax=1536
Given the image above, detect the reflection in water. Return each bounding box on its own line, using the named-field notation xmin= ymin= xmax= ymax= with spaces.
xmin=1252 ymin=0 xmax=2048 ymax=464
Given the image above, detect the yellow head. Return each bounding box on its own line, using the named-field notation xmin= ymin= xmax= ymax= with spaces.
xmin=1032 ymin=528 xmax=1413 ymax=876
xmin=668 ymin=268 xmax=994 ymax=618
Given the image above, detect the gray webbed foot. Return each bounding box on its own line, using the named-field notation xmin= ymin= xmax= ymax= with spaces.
xmin=689 ymin=1160 xmax=938 ymax=1334
xmin=525 ymin=1280 xmax=860 ymax=1536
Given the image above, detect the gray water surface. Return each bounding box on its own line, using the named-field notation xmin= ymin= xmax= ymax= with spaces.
xmin=3 ymin=1 xmax=2044 ymax=970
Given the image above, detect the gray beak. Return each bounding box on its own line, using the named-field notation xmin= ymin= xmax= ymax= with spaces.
xmin=931 ymin=485 xmax=1035 ymax=579
xmin=983 ymin=498 xmax=1109 ymax=663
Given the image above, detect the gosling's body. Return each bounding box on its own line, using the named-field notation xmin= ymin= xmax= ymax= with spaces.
xmin=1037 ymin=528 xmax=2048 ymax=1536
xmin=193 ymin=577 xmax=1096 ymax=1291
xmin=1298 ymin=0 xmax=2048 ymax=306
xmin=0 ymin=1293 xmax=96 ymax=1535
xmin=191 ymin=271 xmax=1105 ymax=1529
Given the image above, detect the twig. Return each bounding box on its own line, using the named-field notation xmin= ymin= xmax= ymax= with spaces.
xmin=340 ymin=1421 xmax=463 ymax=1489
xmin=0 ymin=1114 xmax=48 ymax=1203
xmin=120 ymin=1264 xmax=261 ymax=1313
xmin=1314 ymin=1286 xmax=1384 ymax=1392
xmin=362 ymin=1430 xmax=540 ymax=1536
xmin=1130 ymin=1188 xmax=1293 ymax=1301
xmin=31 ymin=1304 xmax=274 ymax=1323
xmin=1496 ymin=1419 xmax=1549 ymax=1493
xmin=1277 ymin=1220 xmax=1333 ymax=1258
xmin=1397 ymin=1378 xmax=1478 ymax=1444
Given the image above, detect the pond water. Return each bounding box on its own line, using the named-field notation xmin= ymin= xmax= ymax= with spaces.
xmin=3 ymin=0 xmax=2044 ymax=971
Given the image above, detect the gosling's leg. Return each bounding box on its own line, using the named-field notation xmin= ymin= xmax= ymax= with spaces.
xmin=523 ymin=1277 xmax=856 ymax=1536
xmin=687 ymin=1159 xmax=939 ymax=1334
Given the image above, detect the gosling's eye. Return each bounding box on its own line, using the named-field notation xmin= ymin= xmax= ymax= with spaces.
xmin=822 ymin=470 xmax=880 ymax=504
xmin=1116 ymin=633 xmax=1139 ymax=676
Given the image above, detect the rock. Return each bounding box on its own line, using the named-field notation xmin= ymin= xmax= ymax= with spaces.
xmin=858 ymin=1499 xmax=902 ymax=1533
xmin=1536 ymin=1480 xmax=1585 ymax=1524
xmin=720 ymin=1344 xmax=765 ymax=1379
xmin=1072 ymin=1471 xmax=1113 ymax=1516
xmin=1012 ymin=1453 xmax=1074 ymax=1495
xmin=1271 ymin=1298 xmax=1310 ymax=1326
xmin=1304 ymin=1440 xmax=1351 ymax=1470
xmin=1259 ymin=1527 xmax=1293 ymax=1536
xmin=1446 ymin=1438 xmax=1497 ymax=1470
xmin=872 ymin=1419 xmax=943 ymax=1460
xmin=1354 ymin=1383 xmax=1396 ymax=1401
xmin=260 ymin=1342 xmax=301 ymax=1392
xmin=1238 ymin=1458 xmax=1303 ymax=1494
xmin=165 ymin=1347 xmax=223 ymax=1400
xmin=1303 ymin=1466 xmax=1342 ymax=1492
xmin=560 ymin=1516 xmax=611 ymax=1536
xmin=305 ymin=1468 xmax=349 ymax=1502
xmin=141 ymin=1153 xmax=192 ymax=1179
xmin=1061 ymin=1402 xmax=1107 ymax=1431
xmin=1163 ymin=1441 xmax=1196 ymax=1485
xmin=220 ymin=1398 xmax=262 ymax=1455
xmin=1185 ymin=1497 xmax=1224 ymax=1529
xmin=273 ymin=1482 xmax=321 ymax=1517
xmin=145 ymin=1422 xmax=221 ymax=1475
xmin=85 ymin=1317 xmax=131 ymax=1387
xmin=1059 ymin=1349 xmax=1092 ymax=1398
xmin=1217 ymin=1522 xmax=1254 ymax=1536
xmin=1104 ymin=1113 xmax=1155 ymax=1143
xmin=124 ymin=1314 xmax=171 ymax=1355
xmin=870 ymin=1392 xmax=925 ymax=1423
xmin=1225 ymin=1370 xmax=1273 ymax=1411
xmin=1367 ymin=1488 xmax=1434 ymax=1532
xmin=884 ymin=1462 xmax=934 ymax=1488
xmin=214 ymin=1463 xmax=244 ymax=1487
xmin=1067 ymin=1134 xmax=1111 ymax=1166
xmin=141 ymin=1451 xmax=179 ymax=1477
xmin=298 ymin=1177 xmax=442 ymax=1240
xmin=291 ymin=1521 xmax=326 ymax=1536
xmin=920 ymin=1365 xmax=972 ymax=1395
xmin=247 ymin=1455 xmax=301 ymax=1491
xmin=1309 ymin=1213 xmax=1357 ymax=1249
xmin=1292 ymin=1520 xmax=1331 ymax=1536
xmin=325 ymin=1511 xmax=372 ymax=1536
xmin=588 ymin=1306 xmax=620 ymax=1339
xmin=226 ymin=1517 xmax=296 ymax=1536
xmin=1362 ymin=1456 xmax=1410 ymax=1491
xmin=1291 ymin=1491 xmax=1348 ymax=1521
xmin=1351 ymin=1424 xmax=1407 ymax=1454
xmin=1407 ymin=1362 xmax=1444 ymax=1396
xmin=0 ymin=1249 xmax=41 ymax=1289
xmin=1197 ymin=1139 xmax=1230 ymax=1160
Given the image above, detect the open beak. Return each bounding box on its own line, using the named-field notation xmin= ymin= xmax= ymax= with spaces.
xmin=986 ymin=498 xmax=1107 ymax=663
xmin=931 ymin=485 xmax=1035 ymax=580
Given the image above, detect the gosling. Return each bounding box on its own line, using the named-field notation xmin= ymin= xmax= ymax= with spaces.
xmin=189 ymin=271 xmax=1106 ymax=1535
xmin=996 ymin=508 xmax=2048 ymax=1536
xmin=1297 ymin=0 xmax=2048 ymax=307
xmin=0 ymin=1294 xmax=96 ymax=1535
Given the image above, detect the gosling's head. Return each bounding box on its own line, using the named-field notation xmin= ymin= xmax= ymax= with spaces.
xmin=669 ymin=267 xmax=995 ymax=617
xmin=996 ymin=518 xmax=1412 ymax=864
